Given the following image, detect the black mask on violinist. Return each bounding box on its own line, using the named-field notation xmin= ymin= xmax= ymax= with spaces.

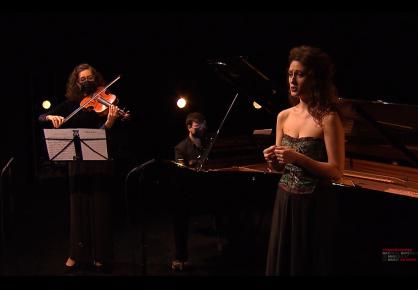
xmin=193 ymin=128 xmax=205 ymax=139
xmin=79 ymin=81 xmax=97 ymax=95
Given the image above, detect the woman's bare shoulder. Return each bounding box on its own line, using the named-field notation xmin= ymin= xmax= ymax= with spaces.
xmin=322 ymin=111 xmax=344 ymax=134
xmin=277 ymin=108 xmax=292 ymax=121
xmin=322 ymin=111 xmax=342 ymax=124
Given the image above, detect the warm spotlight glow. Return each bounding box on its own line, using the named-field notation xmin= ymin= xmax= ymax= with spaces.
xmin=253 ymin=101 xmax=262 ymax=109
xmin=42 ymin=100 xmax=51 ymax=110
xmin=177 ymin=97 xmax=187 ymax=108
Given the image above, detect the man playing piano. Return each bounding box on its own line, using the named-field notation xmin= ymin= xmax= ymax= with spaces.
xmin=175 ymin=112 xmax=208 ymax=168
xmin=263 ymin=45 xmax=345 ymax=275
xmin=172 ymin=112 xmax=208 ymax=270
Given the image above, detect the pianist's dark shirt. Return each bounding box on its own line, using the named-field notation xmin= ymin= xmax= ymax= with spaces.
xmin=174 ymin=136 xmax=205 ymax=168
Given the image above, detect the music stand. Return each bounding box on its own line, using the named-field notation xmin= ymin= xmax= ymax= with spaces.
xmin=43 ymin=128 xmax=108 ymax=161
xmin=43 ymin=128 xmax=109 ymax=265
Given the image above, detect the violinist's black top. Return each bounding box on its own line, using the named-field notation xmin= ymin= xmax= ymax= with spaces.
xmin=38 ymin=100 xmax=107 ymax=129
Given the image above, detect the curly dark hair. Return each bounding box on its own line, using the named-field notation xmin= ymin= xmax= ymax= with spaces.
xmin=65 ymin=63 xmax=105 ymax=102
xmin=288 ymin=45 xmax=340 ymax=124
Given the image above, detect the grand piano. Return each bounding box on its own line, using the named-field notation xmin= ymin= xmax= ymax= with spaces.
xmin=128 ymin=57 xmax=418 ymax=275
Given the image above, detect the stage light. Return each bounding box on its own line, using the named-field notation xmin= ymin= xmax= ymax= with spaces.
xmin=42 ymin=100 xmax=51 ymax=110
xmin=177 ymin=97 xmax=187 ymax=109
xmin=253 ymin=101 xmax=262 ymax=109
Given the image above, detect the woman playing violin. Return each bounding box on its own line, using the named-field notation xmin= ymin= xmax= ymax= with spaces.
xmin=38 ymin=63 xmax=125 ymax=273
xmin=39 ymin=63 xmax=121 ymax=129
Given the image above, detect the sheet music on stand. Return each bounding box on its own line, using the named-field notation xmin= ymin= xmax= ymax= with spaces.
xmin=43 ymin=128 xmax=108 ymax=161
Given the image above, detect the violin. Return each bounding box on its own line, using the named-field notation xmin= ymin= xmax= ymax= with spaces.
xmin=61 ymin=75 xmax=130 ymax=126
xmin=80 ymin=86 xmax=130 ymax=120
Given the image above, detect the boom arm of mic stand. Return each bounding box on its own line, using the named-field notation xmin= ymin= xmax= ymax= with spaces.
xmin=196 ymin=92 xmax=239 ymax=172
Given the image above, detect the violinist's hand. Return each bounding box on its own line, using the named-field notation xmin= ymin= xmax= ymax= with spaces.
xmin=46 ymin=115 xmax=64 ymax=128
xmin=274 ymin=146 xmax=299 ymax=164
xmin=104 ymin=104 xmax=118 ymax=129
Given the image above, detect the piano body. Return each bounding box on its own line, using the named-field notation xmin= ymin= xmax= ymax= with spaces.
xmin=130 ymin=57 xmax=418 ymax=275
xmin=327 ymin=99 xmax=418 ymax=275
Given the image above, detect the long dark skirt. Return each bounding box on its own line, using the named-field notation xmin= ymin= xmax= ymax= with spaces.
xmin=265 ymin=185 xmax=317 ymax=276
xmin=68 ymin=161 xmax=114 ymax=264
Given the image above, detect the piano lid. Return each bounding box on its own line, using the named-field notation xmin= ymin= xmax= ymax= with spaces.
xmin=197 ymin=56 xmax=281 ymax=170
xmin=207 ymin=56 xmax=282 ymax=115
xmin=340 ymin=98 xmax=418 ymax=167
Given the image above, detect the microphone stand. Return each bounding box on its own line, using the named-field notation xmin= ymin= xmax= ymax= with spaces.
xmin=196 ymin=92 xmax=239 ymax=172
